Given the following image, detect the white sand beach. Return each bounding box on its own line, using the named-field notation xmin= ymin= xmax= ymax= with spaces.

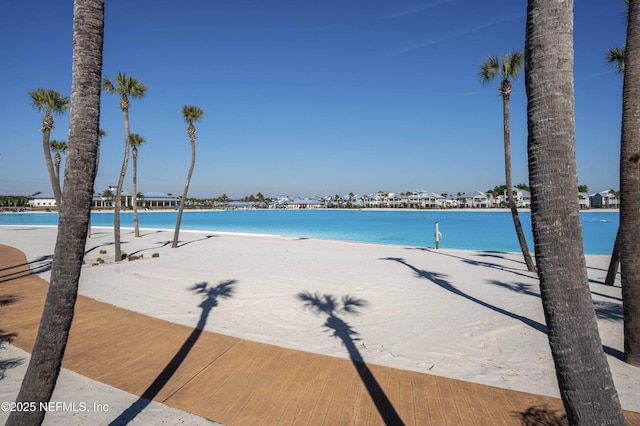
xmin=1 ymin=225 xmax=639 ymax=423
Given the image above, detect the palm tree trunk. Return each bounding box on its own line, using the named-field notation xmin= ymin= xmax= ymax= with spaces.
xmin=42 ymin=128 xmax=62 ymax=208
xmin=619 ymin=0 xmax=640 ymax=366
xmin=87 ymin=142 xmax=100 ymax=239
xmin=503 ymin=94 xmax=536 ymax=272
xmin=7 ymin=1 xmax=103 ymax=424
xmin=114 ymin=109 xmax=131 ymax=261
xmin=54 ymin=154 xmax=61 ymax=186
xmin=525 ymin=0 xmax=625 ymax=422
xmin=604 ymin=228 xmax=620 ymax=286
xmin=133 ymin=150 xmax=140 ymax=237
xmin=172 ymin=138 xmax=196 ymax=248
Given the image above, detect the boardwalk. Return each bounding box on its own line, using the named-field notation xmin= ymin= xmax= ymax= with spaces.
xmin=1 ymin=244 xmax=638 ymax=425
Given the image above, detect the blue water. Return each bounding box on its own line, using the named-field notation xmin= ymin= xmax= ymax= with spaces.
xmin=0 ymin=210 xmax=618 ymax=254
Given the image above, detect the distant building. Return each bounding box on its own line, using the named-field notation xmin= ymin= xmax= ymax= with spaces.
xmin=589 ymin=190 xmax=619 ymax=208
xmin=28 ymin=193 xmax=56 ymax=208
xmin=502 ymin=188 xmax=531 ymax=208
xmin=91 ymin=189 xmax=178 ymax=209
xmin=285 ymin=199 xmax=325 ymax=209
xmin=458 ymin=191 xmax=492 ymax=208
xmin=579 ymin=192 xmax=591 ymax=209
xmin=142 ymin=192 xmax=179 ymax=208
xmin=408 ymin=190 xmax=444 ymax=209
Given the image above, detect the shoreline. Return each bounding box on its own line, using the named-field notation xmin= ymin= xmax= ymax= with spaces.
xmin=0 ymin=208 xmax=620 ymax=255
xmin=1 ymin=207 xmax=621 ymax=214
xmin=0 ymin=223 xmax=620 ymax=257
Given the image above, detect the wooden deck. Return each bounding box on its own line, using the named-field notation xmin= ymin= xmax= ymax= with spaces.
xmin=1 ymin=243 xmax=638 ymax=425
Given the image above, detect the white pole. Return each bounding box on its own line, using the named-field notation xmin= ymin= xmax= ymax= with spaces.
xmin=435 ymin=222 xmax=442 ymax=249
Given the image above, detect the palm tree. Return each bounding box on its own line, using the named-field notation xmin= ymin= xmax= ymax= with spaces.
xmin=618 ymin=0 xmax=640 ymax=366
xmin=603 ymin=2 xmax=628 ymax=287
xmin=172 ymin=105 xmax=203 ymax=248
xmin=28 ymin=88 xmax=70 ymax=208
xmin=604 ymin=50 xmax=626 ymax=287
xmin=87 ymin=129 xmax=107 ymax=238
xmin=602 ymin=0 xmax=640 ymax=366
xmin=49 ymin=140 xmax=67 ymax=185
xmin=480 ymin=51 xmax=536 ymax=273
xmin=129 ymin=133 xmax=146 ymax=237
xmin=524 ymin=0 xmax=625 ymax=422
xmin=8 ymin=1 xmax=104 ymax=424
xmin=102 ymin=72 xmax=147 ymax=261
xmin=101 ymin=189 xmax=114 ymax=206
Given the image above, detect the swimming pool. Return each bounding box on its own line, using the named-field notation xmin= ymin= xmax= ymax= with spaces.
xmin=0 ymin=209 xmax=618 ymax=254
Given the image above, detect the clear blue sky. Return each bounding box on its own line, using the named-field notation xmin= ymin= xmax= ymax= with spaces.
xmin=0 ymin=0 xmax=628 ymax=199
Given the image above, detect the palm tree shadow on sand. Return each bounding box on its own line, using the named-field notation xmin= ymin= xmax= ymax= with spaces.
xmin=297 ymin=291 xmax=405 ymax=426
xmin=109 ymin=279 xmax=235 ymax=426
xmin=515 ymin=405 xmax=568 ymax=425
xmin=381 ymin=257 xmax=623 ymax=360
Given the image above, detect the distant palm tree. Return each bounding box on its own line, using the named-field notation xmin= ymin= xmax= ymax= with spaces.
xmin=480 ymin=51 xmax=536 ymax=273
xmin=102 ymin=72 xmax=147 ymax=261
xmin=129 ymin=133 xmax=146 ymax=237
xmin=101 ymin=189 xmax=114 ymax=206
xmin=50 ymin=140 xmax=67 ymax=186
xmin=88 ymin=128 xmax=107 ymax=238
xmin=29 ymin=88 xmax=70 ymax=207
xmin=172 ymin=105 xmax=203 ymax=248
xmin=8 ymin=1 xmax=104 ymax=423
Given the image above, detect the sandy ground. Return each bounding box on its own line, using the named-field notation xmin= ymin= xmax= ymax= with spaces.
xmin=1 ymin=225 xmax=638 ymax=423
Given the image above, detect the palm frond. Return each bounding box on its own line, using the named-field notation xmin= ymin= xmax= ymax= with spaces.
xmin=182 ymin=105 xmax=204 ymax=124
xmin=28 ymin=88 xmax=69 ymax=115
xmin=28 ymin=88 xmax=49 ymax=111
xmin=50 ymin=140 xmax=68 ymax=153
xmin=101 ymin=77 xmax=116 ymax=94
xmin=479 ymin=55 xmax=500 ymax=84
xmin=606 ymin=45 xmax=626 ymax=74
xmin=504 ymin=51 xmax=524 ymax=80
xmin=129 ymin=133 xmax=146 ymax=148
xmin=103 ymin=72 xmax=148 ymax=98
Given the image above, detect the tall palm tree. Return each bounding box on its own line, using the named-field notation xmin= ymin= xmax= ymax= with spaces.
xmin=102 ymin=72 xmax=147 ymax=261
xmin=29 ymin=88 xmax=70 ymax=208
xmin=49 ymin=140 xmax=67 ymax=185
xmin=619 ymin=0 xmax=640 ymax=366
xmin=524 ymin=0 xmax=625 ymax=422
xmin=172 ymin=105 xmax=203 ymax=248
xmin=7 ymin=1 xmax=104 ymax=424
xmin=88 ymin=129 xmax=107 ymax=239
xmin=480 ymin=51 xmax=536 ymax=273
xmin=602 ymin=0 xmax=640 ymax=366
xmin=604 ymin=1 xmax=628 ymax=287
xmin=129 ymin=133 xmax=146 ymax=237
